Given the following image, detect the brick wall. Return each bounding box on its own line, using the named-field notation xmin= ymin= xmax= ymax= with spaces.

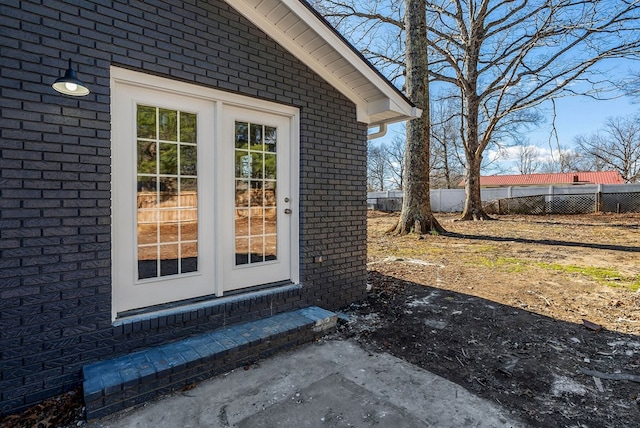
xmin=0 ymin=0 xmax=368 ymax=415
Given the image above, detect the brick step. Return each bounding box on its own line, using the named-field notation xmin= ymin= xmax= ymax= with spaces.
xmin=82 ymin=306 xmax=337 ymax=419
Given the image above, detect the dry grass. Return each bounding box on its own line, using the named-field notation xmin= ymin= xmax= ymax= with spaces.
xmin=367 ymin=211 xmax=640 ymax=333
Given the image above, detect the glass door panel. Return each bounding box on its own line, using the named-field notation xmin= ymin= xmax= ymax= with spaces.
xmin=136 ymin=105 xmax=199 ymax=280
xmin=234 ymin=121 xmax=278 ymax=266
xmin=113 ymin=79 xmax=215 ymax=314
xmin=221 ymin=105 xmax=293 ymax=293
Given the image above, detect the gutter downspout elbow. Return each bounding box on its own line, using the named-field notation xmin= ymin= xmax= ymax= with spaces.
xmin=367 ymin=123 xmax=387 ymax=140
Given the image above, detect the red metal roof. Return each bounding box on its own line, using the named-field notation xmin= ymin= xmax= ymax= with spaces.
xmin=476 ymin=171 xmax=625 ymax=187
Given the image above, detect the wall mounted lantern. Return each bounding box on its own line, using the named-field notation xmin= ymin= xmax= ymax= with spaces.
xmin=52 ymin=59 xmax=90 ymax=96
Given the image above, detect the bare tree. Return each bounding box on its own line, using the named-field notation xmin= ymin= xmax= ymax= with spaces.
xmin=319 ymin=0 xmax=640 ymax=219
xmin=425 ymin=0 xmax=640 ymax=219
xmin=382 ymin=135 xmax=406 ymax=190
xmin=516 ymin=145 xmax=541 ymax=175
xmin=540 ymin=146 xmax=591 ymax=173
xmin=575 ymin=115 xmax=640 ymax=183
xmin=317 ymin=0 xmax=443 ymax=234
xmin=367 ymin=143 xmax=388 ymax=190
xmin=390 ymin=0 xmax=444 ymax=234
xmin=430 ymin=93 xmax=465 ymax=188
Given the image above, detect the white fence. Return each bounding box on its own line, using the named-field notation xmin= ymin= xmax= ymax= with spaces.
xmin=368 ymin=184 xmax=640 ymax=213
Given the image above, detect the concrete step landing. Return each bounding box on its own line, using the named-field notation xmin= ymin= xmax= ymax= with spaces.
xmin=82 ymin=306 xmax=337 ymax=419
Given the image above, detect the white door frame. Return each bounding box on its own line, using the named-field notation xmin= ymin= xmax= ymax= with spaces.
xmin=219 ymin=105 xmax=294 ymax=292
xmin=111 ymin=67 xmax=299 ymax=320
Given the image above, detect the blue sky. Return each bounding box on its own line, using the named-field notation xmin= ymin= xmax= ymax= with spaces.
xmin=487 ymin=93 xmax=638 ymax=173
xmin=528 ymin=95 xmax=638 ymax=147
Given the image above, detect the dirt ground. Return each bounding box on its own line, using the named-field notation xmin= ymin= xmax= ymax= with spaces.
xmin=2 ymin=212 xmax=638 ymax=427
xmin=337 ymin=211 xmax=640 ymax=428
xmin=0 ymin=389 xmax=84 ymax=428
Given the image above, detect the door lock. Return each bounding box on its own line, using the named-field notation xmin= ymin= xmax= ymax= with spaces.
xmin=284 ymin=208 xmax=292 ymax=214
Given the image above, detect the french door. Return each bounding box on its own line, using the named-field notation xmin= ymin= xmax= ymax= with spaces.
xmin=112 ymin=84 xmax=216 ymax=313
xmin=220 ymin=106 xmax=293 ymax=292
xmin=111 ymin=69 xmax=298 ymax=317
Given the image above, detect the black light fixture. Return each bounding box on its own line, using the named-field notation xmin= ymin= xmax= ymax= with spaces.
xmin=52 ymin=59 xmax=90 ymax=96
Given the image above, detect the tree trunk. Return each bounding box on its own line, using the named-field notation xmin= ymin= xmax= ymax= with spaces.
xmin=460 ymin=93 xmax=491 ymax=220
xmin=461 ymin=151 xmax=490 ymax=220
xmin=442 ymin=139 xmax=452 ymax=189
xmin=389 ymin=0 xmax=444 ymax=235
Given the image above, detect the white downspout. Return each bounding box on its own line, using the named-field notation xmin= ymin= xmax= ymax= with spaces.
xmin=367 ymin=123 xmax=387 ymax=140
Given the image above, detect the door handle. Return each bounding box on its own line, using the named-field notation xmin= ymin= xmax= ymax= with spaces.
xmin=284 ymin=208 xmax=292 ymax=214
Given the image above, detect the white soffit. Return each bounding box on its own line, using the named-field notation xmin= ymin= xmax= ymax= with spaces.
xmin=224 ymin=0 xmax=420 ymax=126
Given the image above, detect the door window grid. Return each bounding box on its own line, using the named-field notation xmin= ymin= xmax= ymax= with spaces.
xmin=136 ymin=105 xmax=199 ymax=279
xmin=234 ymin=121 xmax=277 ymax=266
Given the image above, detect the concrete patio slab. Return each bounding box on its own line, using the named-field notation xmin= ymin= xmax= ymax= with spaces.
xmin=86 ymin=339 xmax=524 ymax=428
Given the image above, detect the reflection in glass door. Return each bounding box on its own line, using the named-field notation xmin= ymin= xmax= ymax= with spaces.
xmin=234 ymin=121 xmax=278 ymax=266
xmin=136 ymin=105 xmax=198 ymax=280
xmin=221 ymin=104 xmax=294 ymax=293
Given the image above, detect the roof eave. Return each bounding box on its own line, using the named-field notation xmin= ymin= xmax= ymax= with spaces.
xmin=223 ymin=0 xmax=419 ymax=127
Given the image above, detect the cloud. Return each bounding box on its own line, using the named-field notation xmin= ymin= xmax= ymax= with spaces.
xmin=484 ymin=144 xmax=573 ymax=174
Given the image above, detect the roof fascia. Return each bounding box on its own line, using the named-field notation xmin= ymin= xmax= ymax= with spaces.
xmin=223 ymin=0 xmax=418 ymax=126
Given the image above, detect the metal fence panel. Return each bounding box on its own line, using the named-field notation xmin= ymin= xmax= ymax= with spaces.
xmin=601 ymin=192 xmax=640 ymax=213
